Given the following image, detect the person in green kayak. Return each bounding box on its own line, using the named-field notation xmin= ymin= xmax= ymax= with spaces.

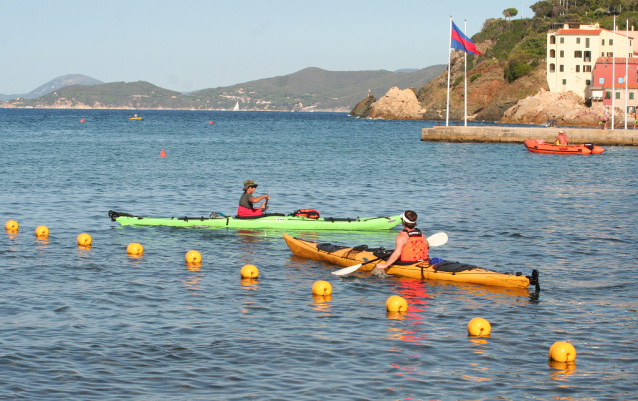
xmin=374 ymin=210 xmax=429 ymax=271
xmin=237 ymin=180 xmax=270 ymax=217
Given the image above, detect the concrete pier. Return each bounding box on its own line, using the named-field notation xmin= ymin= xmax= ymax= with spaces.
xmin=421 ymin=126 xmax=638 ymax=146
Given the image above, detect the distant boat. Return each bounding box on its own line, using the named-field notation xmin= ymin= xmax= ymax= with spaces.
xmin=233 ymin=101 xmax=239 ymax=111
xmin=129 ymin=113 xmax=142 ymax=120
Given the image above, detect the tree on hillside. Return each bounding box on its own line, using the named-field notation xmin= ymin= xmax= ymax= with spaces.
xmin=503 ymin=8 xmax=519 ymax=20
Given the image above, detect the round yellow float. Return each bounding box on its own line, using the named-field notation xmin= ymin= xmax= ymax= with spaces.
xmin=385 ymin=295 xmax=408 ymax=313
xmin=467 ymin=317 xmax=491 ymax=337
xmin=312 ymin=280 xmax=332 ymax=296
xmin=240 ymin=264 xmax=259 ymax=279
xmin=5 ymin=220 xmax=19 ymax=232
xmin=185 ymin=250 xmax=202 ymax=264
xmin=77 ymin=233 xmax=92 ymax=246
xmin=35 ymin=225 xmax=49 ymax=238
xmin=127 ymin=242 xmax=144 ymax=255
xmin=549 ymin=341 xmax=576 ymax=362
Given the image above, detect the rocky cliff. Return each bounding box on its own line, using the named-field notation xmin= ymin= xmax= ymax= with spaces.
xmin=351 ymin=41 xmax=550 ymax=122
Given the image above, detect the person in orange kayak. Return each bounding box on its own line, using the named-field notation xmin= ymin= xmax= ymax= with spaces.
xmin=555 ymin=130 xmax=568 ymax=145
xmin=237 ymin=180 xmax=270 ymax=217
xmin=375 ymin=210 xmax=429 ymax=270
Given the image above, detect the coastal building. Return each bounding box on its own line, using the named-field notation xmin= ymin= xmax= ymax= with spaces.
xmin=588 ymin=56 xmax=638 ymax=113
xmin=546 ymin=23 xmax=637 ymax=96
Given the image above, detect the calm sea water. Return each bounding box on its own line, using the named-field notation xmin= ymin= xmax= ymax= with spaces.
xmin=1 ymin=109 xmax=637 ymax=400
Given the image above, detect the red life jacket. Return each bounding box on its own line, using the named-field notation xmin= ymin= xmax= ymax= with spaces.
xmin=400 ymin=228 xmax=428 ymax=262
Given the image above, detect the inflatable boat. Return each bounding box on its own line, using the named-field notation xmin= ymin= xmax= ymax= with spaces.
xmin=524 ymin=139 xmax=605 ymax=155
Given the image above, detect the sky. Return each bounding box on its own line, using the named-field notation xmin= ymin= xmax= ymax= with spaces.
xmin=0 ymin=0 xmax=533 ymax=94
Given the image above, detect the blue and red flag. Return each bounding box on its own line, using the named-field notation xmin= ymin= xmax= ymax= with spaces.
xmin=451 ymin=21 xmax=482 ymax=55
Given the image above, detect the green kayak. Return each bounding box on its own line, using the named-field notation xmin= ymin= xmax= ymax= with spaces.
xmin=108 ymin=210 xmax=401 ymax=231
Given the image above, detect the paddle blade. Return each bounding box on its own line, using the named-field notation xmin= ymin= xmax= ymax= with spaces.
xmin=427 ymin=232 xmax=448 ymax=247
xmin=331 ymin=263 xmax=363 ymax=276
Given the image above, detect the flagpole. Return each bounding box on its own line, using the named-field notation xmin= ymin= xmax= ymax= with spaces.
xmin=446 ymin=16 xmax=452 ymax=127
xmin=464 ymin=19 xmax=468 ymax=127
xmin=612 ymin=16 xmax=616 ymax=130
xmin=625 ymin=19 xmax=629 ymax=129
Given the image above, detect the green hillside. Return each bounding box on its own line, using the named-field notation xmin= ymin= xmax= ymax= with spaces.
xmin=4 ymin=66 xmax=445 ymax=111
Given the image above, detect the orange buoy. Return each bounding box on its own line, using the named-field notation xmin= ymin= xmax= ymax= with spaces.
xmin=208 ymin=120 xmax=213 ymax=124
xmin=77 ymin=233 xmax=92 ymax=246
xmin=35 ymin=225 xmax=49 ymax=238
xmin=5 ymin=220 xmax=19 ymax=232
xmin=467 ymin=318 xmax=492 ymax=337
xmin=549 ymin=341 xmax=577 ymax=362
xmin=127 ymin=242 xmax=144 ymax=255
xmin=240 ymin=264 xmax=259 ymax=278
xmin=80 ymin=118 xmax=85 ymax=123
xmin=185 ymin=250 xmax=202 ymax=264
xmin=159 ymin=149 xmax=167 ymax=157
xmin=312 ymin=280 xmax=332 ymax=296
xmin=386 ymin=295 xmax=408 ymax=313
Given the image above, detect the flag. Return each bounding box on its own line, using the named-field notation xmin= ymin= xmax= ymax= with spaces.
xmin=451 ymin=21 xmax=482 ymax=55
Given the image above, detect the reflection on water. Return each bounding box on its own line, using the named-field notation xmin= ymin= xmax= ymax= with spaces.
xmin=548 ymin=360 xmax=577 ymax=381
xmin=311 ymin=295 xmax=332 ymax=313
xmin=240 ymin=278 xmax=259 ymax=289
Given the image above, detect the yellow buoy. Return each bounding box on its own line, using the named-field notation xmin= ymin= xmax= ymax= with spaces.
xmin=549 ymin=341 xmax=577 ymax=362
xmin=5 ymin=220 xmax=19 ymax=232
xmin=77 ymin=233 xmax=92 ymax=246
xmin=312 ymin=280 xmax=333 ymax=296
xmin=127 ymin=242 xmax=144 ymax=255
xmin=467 ymin=317 xmax=491 ymax=337
xmin=185 ymin=250 xmax=202 ymax=264
xmin=240 ymin=264 xmax=259 ymax=279
xmin=386 ymin=295 xmax=408 ymax=312
xmin=35 ymin=225 xmax=49 ymax=238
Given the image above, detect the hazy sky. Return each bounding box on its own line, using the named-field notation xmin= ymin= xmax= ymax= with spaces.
xmin=0 ymin=0 xmax=533 ymax=94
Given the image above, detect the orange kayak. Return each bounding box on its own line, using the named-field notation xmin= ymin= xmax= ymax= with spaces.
xmin=524 ymin=139 xmax=604 ymax=155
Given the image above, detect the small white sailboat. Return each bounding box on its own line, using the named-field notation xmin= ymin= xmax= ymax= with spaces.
xmin=233 ymin=101 xmax=239 ymax=111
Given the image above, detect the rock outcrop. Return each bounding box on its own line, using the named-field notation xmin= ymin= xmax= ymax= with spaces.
xmin=500 ymin=89 xmax=618 ymax=127
xmin=366 ymin=87 xmax=425 ymax=119
xmin=349 ymin=92 xmax=376 ymax=117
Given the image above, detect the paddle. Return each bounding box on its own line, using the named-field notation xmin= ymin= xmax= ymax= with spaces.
xmin=331 ymin=232 xmax=448 ymax=276
xmin=263 ymin=188 xmax=270 ymax=211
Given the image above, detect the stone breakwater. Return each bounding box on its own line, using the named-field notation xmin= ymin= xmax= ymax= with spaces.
xmin=421 ymin=126 xmax=638 ymax=146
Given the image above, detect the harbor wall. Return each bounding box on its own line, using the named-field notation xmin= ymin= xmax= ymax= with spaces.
xmin=421 ymin=126 xmax=638 ymax=146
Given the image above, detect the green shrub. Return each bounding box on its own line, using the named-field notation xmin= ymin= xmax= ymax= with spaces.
xmin=505 ymin=62 xmax=533 ymax=82
xmin=470 ymin=73 xmax=482 ymax=82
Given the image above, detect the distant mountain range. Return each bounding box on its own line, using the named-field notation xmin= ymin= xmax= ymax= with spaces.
xmin=1 ymin=66 xmax=446 ymax=111
xmin=0 ymin=74 xmax=103 ymax=101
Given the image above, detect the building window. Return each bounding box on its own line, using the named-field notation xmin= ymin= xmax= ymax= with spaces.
xmin=616 ymin=92 xmax=621 ymax=99
xmin=602 ymin=39 xmax=605 ymax=45
xmin=576 ymin=65 xmax=581 ymax=72
xmin=610 ymin=39 xmax=614 ymax=45
xmin=560 ymin=50 xmax=564 ymax=58
xmin=600 ymin=77 xmax=605 ymax=84
xmin=550 ymin=35 xmax=556 ymax=44
xmin=586 ymin=79 xmax=591 ymax=85
xmin=550 ymin=49 xmax=556 ymax=58
xmin=584 ymin=51 xmax=591 ymax=62
xmin=619 ymin=77 xmax=624 ymax=83
xmin=574 ymin=50 xmax=583 ymax=58
xmin=584 ymin=65 xmax=592 ymax=72
xmin=562 ymin=79 xmax=567 ymax=85
xmin=549 ymin=63 xmax=556 ymax=73
xmin=605 ymin=91 xmax=611 ymax=99
xmin=577 ymin=37 xmax=581 ymax=44
xmin=560 ymin=65 xmax=564 ymax=72
xmin=608 ymin=52 xmax=613 ymax=57
xmin=586 ymin=38 xmax=590 ymax=48
xmin=560 ymin=37 xmax=565 ymax=44
xmin=631 ymin=92 xmax=635 ymax=100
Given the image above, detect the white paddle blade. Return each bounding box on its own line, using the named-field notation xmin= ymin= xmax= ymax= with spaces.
xmin=427 ymin=232 xmax=448 ymax=247
xmin=331 ymin=263 xmax=363 ymax=276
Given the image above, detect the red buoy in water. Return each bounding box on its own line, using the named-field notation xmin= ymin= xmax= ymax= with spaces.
xmin=80 ymin=118 xmax=85 ymax=123
xmin=159 ymin=149 xmax=167 ymax=157
xmin=208 ymin=121 xmax=213 ymax=124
